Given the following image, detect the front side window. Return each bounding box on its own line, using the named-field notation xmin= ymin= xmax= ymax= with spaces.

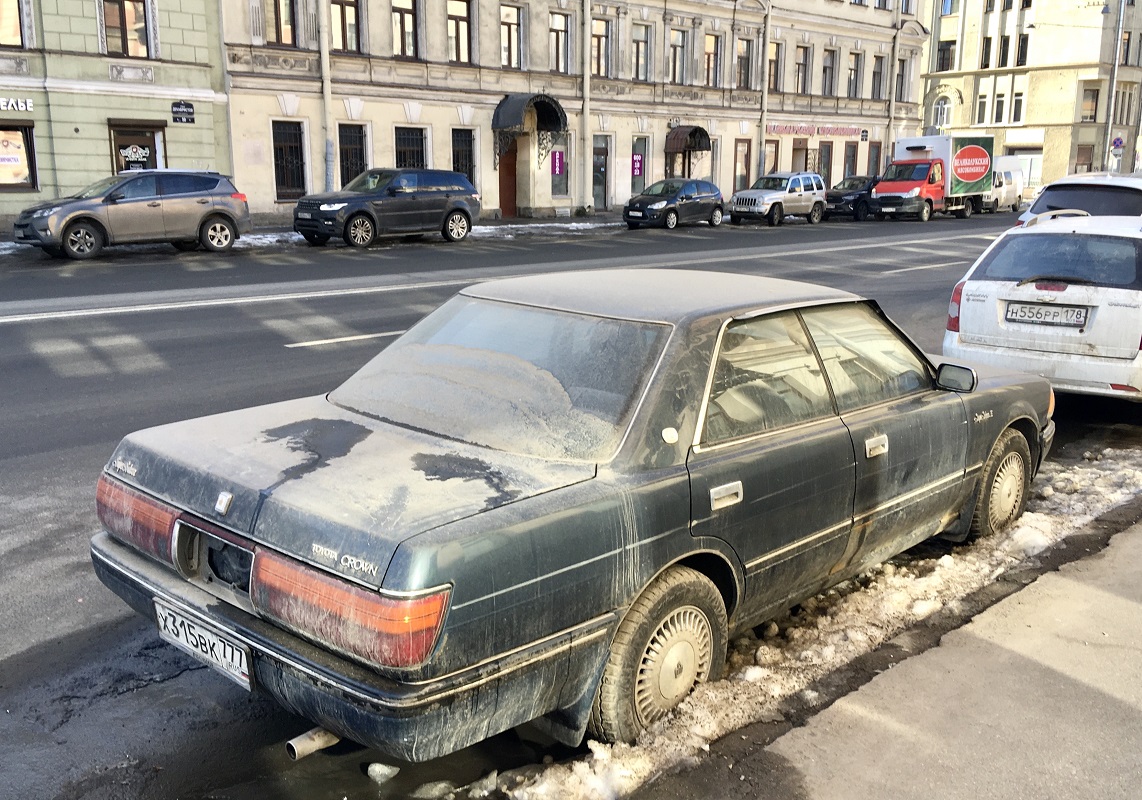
xmin=994 ymin=94 xmax=1006 ymax=123
xmin=981 ymin=37 xmax=991 ymax=69
xmin=795 ymin=46 xmax=810 ymax=94
xmin=591 ymin=18 xmax=609 ymax=77
xmin=264 ymin=0 xmax=295 ymax=46
xmin=452 ymin=128 xmax=474 ymax=184
xmin=500 ymin=5 xmax=521 ymax=69
xmin=703 ymin=313 xmax=835 ymax=444
xmin=1081 ymin=88 xmax=1098 ymax=122
xmin=104 ymin=0 xmax=149 ymax=57
xmin=331 ymin=0 xmax=359 ymax=52
xmin=847 ymin=52 xmax=862 ymax=98
xmin=550 ymin=12 xmax=569 ymax=73
xmin=801 ymin=304 xmax=931 ymax=413
xmin=447 ymin=0 xmax=471 ymax=64
xmin=738 ymin=38 xmax=754 ymax=90
xmin=933 ymin=97 xmax=951 ymax=128
xmin=871 ymin=55 xmax=885 ymax=100
xmin=0 ymin=126 xmax=36 ymax=188
xmin=392 ymin=0 xmax=417 ymax=58
xmin=765 ymin=41 xmax=780 ymax=92
xmin=632 ymin=23 xmax=650 ymax=81
xmin=936 ymin=40 xmax=955 ymax=72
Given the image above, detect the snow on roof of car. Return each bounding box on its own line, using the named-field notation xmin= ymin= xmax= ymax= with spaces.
xmin=1013 ymin=214 xmax=1142 ymax=237
xmin=463 ymin=269 xmax=860 ymax=323
xmin=1040 ymin=172 xmax=1142 ymax=190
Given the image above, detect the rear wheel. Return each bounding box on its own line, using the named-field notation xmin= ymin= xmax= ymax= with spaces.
xmin=807 ymin=203 xmax=824 ymax=224
xmin=302 ymin=233 xmax=330 ymax=246
xmin=62 ymin=221 xmax=103 ymax=259
xmin=766 ymin=204 xmax=784 ymax=227
xmin=708 ymin=207 xmax=723 ymax=227
xmin=344 ymin=214 xmax=376 ymax=247
xmin=200 ymin=216 xmax=236 ymax=252
xmin=853 ymin=201 xmax=870 ymax=222
xmin=970 ymin=429 xmax=1032 ymax=539
xmin=955 ymin=200 xmax=974 ymax=219
xmin=588 ymin=566 xmax=727 ymax=744
xmin=442 ymin=210 xmax=471 ymax=241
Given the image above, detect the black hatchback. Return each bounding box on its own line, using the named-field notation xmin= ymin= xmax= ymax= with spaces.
xmin=293 ymin=168 xmax=481 ymax=246
xmin=823 ymin=175 xmax=878 ymax=222
xmin=623 ymin=179 xmax=724 ymax=230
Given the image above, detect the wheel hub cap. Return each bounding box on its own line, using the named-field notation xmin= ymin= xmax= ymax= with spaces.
xmin=989 ymin=452 xmax=1025 ymax=530
xmin=634 ymin=606 xmax=712 ymax=726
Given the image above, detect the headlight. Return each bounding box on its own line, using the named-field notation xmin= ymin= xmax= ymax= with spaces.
xmin=842 ymin=194 xmax=857 ymax=201
xmin=318 ymin=202 xmax=348 ymax=211
xmin=904 ymin=187 xmax=921 ymax=198
xmin=648 ymin=201 xmax=667 ymax=210
xmin=32 ymin=206 xmax=61 ymax=218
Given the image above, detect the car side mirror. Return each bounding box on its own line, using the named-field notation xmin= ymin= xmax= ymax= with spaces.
xmin=936 ymin=363 xmax=977 ymax=393
xmin=105 ymin=192 xmax=125 ymax=203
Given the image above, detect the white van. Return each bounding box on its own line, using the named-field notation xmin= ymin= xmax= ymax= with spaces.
xmin=985 ymin=155 xmax=1025 ymax=212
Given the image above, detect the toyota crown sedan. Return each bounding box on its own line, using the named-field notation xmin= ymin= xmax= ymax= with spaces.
xmin=91 ymin=269 xmax=1054 ymax=762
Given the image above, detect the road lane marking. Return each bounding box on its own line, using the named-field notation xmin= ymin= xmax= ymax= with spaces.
xmin=881 ymin=260 xmax=970 ymax=275
xmin=285 ymin=330 xmax=406 ymax=348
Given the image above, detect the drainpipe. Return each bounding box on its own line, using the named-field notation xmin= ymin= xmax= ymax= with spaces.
xmin=582 ymin=0 xmax=593 ymax=214
xmin=1103 ymin=0 xmax=1126 ymax=172
xmin=318 ymin=0 xmax=335 ymax=191
xmin=887 ymin=3 xmax=902 ymax=161
xmin=758 ymin=1 xmax=772 ymax=174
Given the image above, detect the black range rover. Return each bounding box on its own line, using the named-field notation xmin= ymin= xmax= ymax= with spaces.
xmin=293 ymin=168 xmax=481 ymax=246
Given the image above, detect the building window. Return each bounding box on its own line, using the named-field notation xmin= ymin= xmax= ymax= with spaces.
xmin=0 ymin=2 xmax=23 ymax=46
xmin=895 ymin=58 xmax=907 ymax=101
xmin=847 ymin=52 xmax=862 ymax=97
xmin=338 ymin=124 xmax=366 ymax=187
xmin=936 ymin=41 xmax=955 ymax=72
xmin=1115 ymin=86 xmax=1134 ymax=125
xmin=550 ymin=13 xmax=569 ymax=73
xmin=631 ymin=23 xmax=650 ymax=81
xmin=1081 ymin=88 xmax=1098 ymax=122
xmin=868 ymin=141 xmax=882 ymax=174
xmin=985 ymin=0 xmax=994 ymax=10
xmin=1122 ymin=31 xmax=1131 ymax=65
xmin=933 ymin=96 xmax=951 ymax=127
xmin=795 ymin=45 xmax=810 ymax=94
xmin=452 ymin=128 xmax=474 ymax=184
xmin=500 ymin=5 xmax=521 ymax=69
xmin=1022 ymin=0 xmax=1032 ymax=7
xmin=843 ymin=141 xmax=858 ymax=178
xmin=734 ymin=138 xmax=751 ymax=191
xmin=941 ymin=0 xmax=959 ymax=13
xmin=976 ymin=94 xmax=987 ymax=124
xmin=818 ymin=141 xmax=833 ymax=187
xmin=447 ymin=0 xmax=471 ymax=64
xmin=999 ymin=35 xmax=1010 ymax=68
xmin=1002 ymin=0 xmax=1012 ymax=8
xmin=994 ymin=93 xmax=1006 ymax=123
xmin=1013 ymin=92 xmax=1024 ymax=122
xmin=330 ymin=0 xmax=359 ymax=52
xmin=981 ymin=37 xmax=991 ymax=68
xmin=394 ymin=126 xmax=426 ymax=168
xmin=392 ymin=0 xmax=417 ymax=58
xmin=765 ymin=41 xmax=780 ymax=91
xmin=104 ymin=0 xmax=149 ymax=57
xmin=704 ymin=34 xmax=721 ymax=87
xmin=551 ymin=132 xmax=569 ymax=196
xmin=822 ymin=49 xmax=837 ymax=95
xmin=0 ymin=124 xmax=36 ymax=188
xmin=738 ymin=38 xmax=755 ymax=89
xmin=632 ymin=135 xmax=647 ymax=195
xmin=272 ymin=121 xmax=305 ymax=201
xmin=264 ymin=0 xmax=295 ymax=46
xmin=669 ymin=28 xmax=687 ymax=84
xmin=1076 ymin=144 xmax=1094 ymax=173
xmin=871 ymin=55 xmax=885 ymax=99
xmin=591 ymin=18 xmax=609 ymax=77
xmin=876 ymin=0 xmax=889 ymax=8
xmin=1017 ymin=33 xmax=1028 ymax=66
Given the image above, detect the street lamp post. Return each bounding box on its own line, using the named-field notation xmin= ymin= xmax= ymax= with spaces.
xmin=1103 ymin=0 xmax=1126 ymax=171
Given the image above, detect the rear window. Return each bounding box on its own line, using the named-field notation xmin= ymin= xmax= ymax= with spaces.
xmin=161 ymin=174 xmax=219 ymax=195
xmin=974 ymin=232 xmax=1142 ymax=290
xmin=1028 ymin=184 xmax=1142 ymax=217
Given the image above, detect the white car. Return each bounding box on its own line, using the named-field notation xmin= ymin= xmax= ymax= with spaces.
xmin=1018 ymin=172 xmax=1142 ymax=225
xmin=944 ymin=215 xmax=1142 ymax=401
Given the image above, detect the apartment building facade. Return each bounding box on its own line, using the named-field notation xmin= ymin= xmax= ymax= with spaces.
xmin=920 ymin=0 xmax=1142 ymax=187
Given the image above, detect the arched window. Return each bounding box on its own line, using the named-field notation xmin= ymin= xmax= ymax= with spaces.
xmin=932 ymin=97 xmax=952 ymax=129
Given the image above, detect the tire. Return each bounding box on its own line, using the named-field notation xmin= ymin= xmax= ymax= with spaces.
xmin=663 ymin=209 xmax=679 ymax=230
xmin=62 ymin=220 xmax=103 ymax=260
xmin=875 ymin=212 xmax=887 ymax=221
xmin=807 ymin=203 xmax=823 ymax=224
xmin=957 ymin=200 xmax=974 ymax=219
xmin=767 ymin=204 xmax=784 ymax=227
xmin=821 ymin=212 xmax=831 ymax=221
xmin=970 ymin=429 xmax=1032 ymax=539
xmin=990 ymin=200 xmax=1000 ymax=214
xmin=302 ymin=233 xmax=330 ymax=246
xmin=708 ymin=207 xmax=723 ymax=227
xmin=627 ymin=221 xmax=641 ymax=230
xmin=344 ymin=214 xmax=376 ymax=247
xmin=1012 ymin=198 xmax=1022 ymax=212
xmin=442 ymin=210 xmax=471 ymax=241
xmin=853 ymin=201 xmax=869 ymax=222
xmin=172 ymin=241 xmax=200 ymax=252
xmin=730 ymin=214 xmax=743 ymax=226
xmin=917 ymin=202 xmax=932 ymax=223
xmin=200 ymin=216 xmax=236 ymax=252
xmin=588 ymin=566 xmax=727 ymax=744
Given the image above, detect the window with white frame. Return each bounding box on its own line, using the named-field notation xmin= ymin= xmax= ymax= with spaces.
xmin=550 ymin=12 xmax=569 ymax=73
xmin=633 ymin=23 xmax=651 ymax=81
xmin=500 ymin=5 xmax=521 ymax=69
xmin=669 ymin=28 xmax=687 ymax=84
xmin=392 ymin=0 xmax=417 ymax=58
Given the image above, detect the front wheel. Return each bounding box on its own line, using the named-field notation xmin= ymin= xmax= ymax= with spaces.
xmin=970 ymin=429 xmax=1032 ymax=539
xmin=588 ymin=566 xmax=727 ymax=744
xmin=442 ymin=210 xmax=471 ymax=241
xmin=853 ymin=201 xmax=870 ymax=222
xmin=344 ymin=214 xmax=376 ymax=247
xmin=766 ymin=204 xmax=784 ymax=227
xmin=200 ymin=216 xmax=236 ymax=252
xmin=807 ymin=203 xmax=824 ymax=224
xmin=62 ymin=221 xmax=103 ymax=259
xmin=708 ymin=207 xmax=723 ymax=227
xmin=917 ymin=202 xmax=932 ymax=223
xmin=663 ymin=209 xmax=679 ymax=230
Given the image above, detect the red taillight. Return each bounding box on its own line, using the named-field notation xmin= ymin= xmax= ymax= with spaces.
xmin=250 ymin=549 xmax=450 ymax=669
xmin=231 ymin=193 xmax=247 ymax=202
xmin=1110 ymin=384 xmax=1140 ymax=393
xmin=1034 ymin=282 xmax=1068 ymax=292
xmin=947 ymin=281 xmax=965 ymax=332
xmin=96 ymin=474 xmax=180 ymax=564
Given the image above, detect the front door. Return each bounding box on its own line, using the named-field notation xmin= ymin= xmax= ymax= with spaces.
xmin=499 ymin=138 xmax=518 ymax=218
xmin=104 ymin=173 xmax=165 ymax=242
xmin=593 ymin=135 xmax=609 ymax=210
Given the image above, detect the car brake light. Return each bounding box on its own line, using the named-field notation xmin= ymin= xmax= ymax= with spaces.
xmin=1110 ymin=384 xmax=1140 ymax=393
xmin=96 ymin=474 xmax=180 ymax=564
xmin=947 ymin=281 xmax=965 ymax=332
xmin=250 ymin=548 xmax=450 ymax=669
xmin=1034 ymin=282 xmax=1068 ymax=292
xmin=231 ymin=193 xmax=247 ymax=202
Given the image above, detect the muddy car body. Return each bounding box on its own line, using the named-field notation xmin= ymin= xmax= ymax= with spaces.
xmin=90 ymin=269 xmax=1054 ymax=761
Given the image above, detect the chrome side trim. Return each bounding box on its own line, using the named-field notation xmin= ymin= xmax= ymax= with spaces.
xmin=853 ymin=470 xmax=964 ymax=525
xmin=744 ymin=520 xmax=851 ymax=571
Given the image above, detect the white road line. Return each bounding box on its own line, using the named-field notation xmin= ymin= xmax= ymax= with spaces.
xmin=881 ymin=260 xmax=970 ymax=275
xmin=285 ymin=330 xmax=406 ymax=348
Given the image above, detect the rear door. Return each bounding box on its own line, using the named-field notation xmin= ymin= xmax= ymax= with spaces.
xmin=159 ymin=173 xmax=218 ymax=239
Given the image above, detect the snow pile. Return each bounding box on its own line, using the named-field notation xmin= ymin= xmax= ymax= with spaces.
xmin=477 ymin=447 xmax=1142 ymax=800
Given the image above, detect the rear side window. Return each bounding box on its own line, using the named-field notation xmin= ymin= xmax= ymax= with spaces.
xmin=975 ymin=233 xmax=1142 ymax=289
xmin=161 ymin=174 xmax=219 ymax=195
xmin=1029 ymin=185 xmax=1142 ymax=216
xmin=812 ymin=175 xmax=825 ymax=191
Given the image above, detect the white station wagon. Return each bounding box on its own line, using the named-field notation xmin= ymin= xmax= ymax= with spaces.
xmin=944 ymin=214 xmax=1142 ymax=401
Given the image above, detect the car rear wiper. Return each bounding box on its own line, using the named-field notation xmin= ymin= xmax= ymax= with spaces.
xmin=1015 ymin=274 xmax=1096 ymax=287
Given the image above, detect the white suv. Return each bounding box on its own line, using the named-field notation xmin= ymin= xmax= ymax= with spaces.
xmin=730 ymin=171 xmax=827 ymax=226
xmin=1018 ymin=172 xmax=1142 ymax=225
xmin=944 ymin=215 xmax=1142 ymax=401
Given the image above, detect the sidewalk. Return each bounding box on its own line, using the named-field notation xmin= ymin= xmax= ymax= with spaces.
xmin=633 ymin=518 xmax=1142 ymax=799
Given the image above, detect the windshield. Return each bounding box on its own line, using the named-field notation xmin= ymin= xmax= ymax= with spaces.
xmin=833 ymin=176 xmax=870 ymax=191
xmin=330 ymin=296 xmax=670 ymax=461
xmin=1028 ymin=185 xmax=1142 ymax=217
xmin=976 ymin=233 xmax=1142 ymax=289
xmin=74 ymin=175 xmax=127 ymax=199
xmin=343 ymin=170 xmax=396 ymax=193
xmin=750 ymin=176 xmax=789 ymax=191
xmin=641 ymin=180 xmax=684 ymax=197
xmin=881 ymin=163 xmax=930 ymax=182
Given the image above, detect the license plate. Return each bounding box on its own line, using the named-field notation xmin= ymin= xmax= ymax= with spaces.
xmin=296 ymin=211 xmax=312 ymax=219
xmin=628 ymin=210 xmax=643 ymax=218
xmin=881 ymin=207 xmax=896 ymax=213
xmin=826 ymin=203 xmax=837 ymax=209
xmin=155 ymin=600 xmax=252 ymax=690
xmin=1005 ymin=302 xmax=1089 ymax=327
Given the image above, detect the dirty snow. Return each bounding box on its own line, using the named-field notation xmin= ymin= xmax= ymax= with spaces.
xmin=442 ymin=447 xmax=1142 ymax=800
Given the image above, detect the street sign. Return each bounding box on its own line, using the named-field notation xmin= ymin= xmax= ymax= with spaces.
xmin=172 ymin=101 xmax=195 ymax=124
xmin=1112 ymin=136 xmax=1124 ymax=149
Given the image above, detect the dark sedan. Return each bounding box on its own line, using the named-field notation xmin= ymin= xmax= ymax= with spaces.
xmin=90 ymin=270 xmax=1054 ymax=762
xmin=623 ymin=179 xmax=724 ymax=229
xmin=824 ymin=175 xmax=878 ymax=221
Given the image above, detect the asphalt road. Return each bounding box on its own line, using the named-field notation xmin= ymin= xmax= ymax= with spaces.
xmin=1 ymin=213 xmax=1126 ymax=799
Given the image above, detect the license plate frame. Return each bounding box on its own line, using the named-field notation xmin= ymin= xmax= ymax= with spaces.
xmin=296 ymin=211 xmax=312 ymax=219
xmin=880 ymin=207 xmax=896 ymax=213
xmin=155 ymin=599 xmax=252 ymax=690
xmin=627 ymin=210 xmax=643 ymax=218
xmin=1005 ymin=302 xmax=1089 ymax=327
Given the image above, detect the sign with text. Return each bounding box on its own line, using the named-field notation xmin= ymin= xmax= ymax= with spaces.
xmin=551 ymin=149 xmax=565 ymax=176
xmin=172 ymin=101 xmax=195 ymax=124
xmin=631 ymin=153 xmax=643 ymax=178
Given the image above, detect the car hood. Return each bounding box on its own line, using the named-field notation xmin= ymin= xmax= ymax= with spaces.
xmin=297 ymin=189 xmax=363 ymax=204
xmin=826 ymin=189 xmax=863 ymax=202
xmin=625 ymin=193 xmax=676 ymax=209
xmin=733 ymin=188 xmax=784 ymax=202
xmin=104 ymin=396 xmax=595 ymax=586
xmin=20 ymin=196 xmax=88 ymax=215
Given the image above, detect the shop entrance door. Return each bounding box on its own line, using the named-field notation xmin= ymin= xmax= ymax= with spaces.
xmin=111 ymin=127 xmax=162 ymax=171
xmin=499 ymin=138 xmax=518 ymax=218
xmin=592 ymin=135 xmax=609 ymax=210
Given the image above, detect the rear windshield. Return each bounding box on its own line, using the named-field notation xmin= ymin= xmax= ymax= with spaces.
xmin=882 ymin=163 xmax=929 ymax=182
xmin=1028 ymin=185 xmax=1142 ymax=217
xmin=974 ymin=232 xmax=1142 ymax=289
xmin=330 ymin=296 xmax=670 ymax=462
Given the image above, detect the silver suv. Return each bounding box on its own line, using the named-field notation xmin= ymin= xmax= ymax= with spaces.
xmin=14 ymin=170 xmax=252 ymax=259
xmin=730 ymin=171 xmax=828 ymax=226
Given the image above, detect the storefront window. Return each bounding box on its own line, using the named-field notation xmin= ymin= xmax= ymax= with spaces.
xmin=0 ymin=125 xmax=35 ymax=188
xmin=110 ymin=125 xmax=163 ymax=171
xmin=631 ymin=135 xmax=647 ymax=195
xmin=551 ymin=133 xmax=569 ymax=197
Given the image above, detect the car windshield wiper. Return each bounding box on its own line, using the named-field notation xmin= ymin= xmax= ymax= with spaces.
xmin=1015 ymin=274 xmax=1096 ymax=287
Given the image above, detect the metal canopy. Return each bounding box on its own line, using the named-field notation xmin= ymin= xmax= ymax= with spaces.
xmin=491 ymin=93 xmax=569 ymax=168
xmin=664 ymin=125 xmax=712 ymax=153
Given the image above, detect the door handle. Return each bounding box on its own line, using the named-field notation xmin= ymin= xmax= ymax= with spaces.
xmin=147 ymin=201 xmax=161 ymax=207
xmin=197 ymin=198 xmax=210 ymax=204
xmin=865 ymin=434 xmax=889 ymax=458
xmin=710 ymin=481 xmax=743 ymax=511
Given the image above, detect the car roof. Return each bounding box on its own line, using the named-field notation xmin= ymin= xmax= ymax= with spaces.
xmin=767 ymin=171 xmax=818 ymax=178
xmin=1040 ymin=172 xmax=1142 ymax=191
xmin=1009 ymin=215 xmax=1142 ymax=238
xmin=462 ymin=269 xmax=860 ymax=324
xmin=116 ymin=169 xmax=223 ymax=176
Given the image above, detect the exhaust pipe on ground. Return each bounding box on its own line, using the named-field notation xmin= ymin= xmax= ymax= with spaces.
xmin=285 ymin=727 xmax=341 ymax=760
